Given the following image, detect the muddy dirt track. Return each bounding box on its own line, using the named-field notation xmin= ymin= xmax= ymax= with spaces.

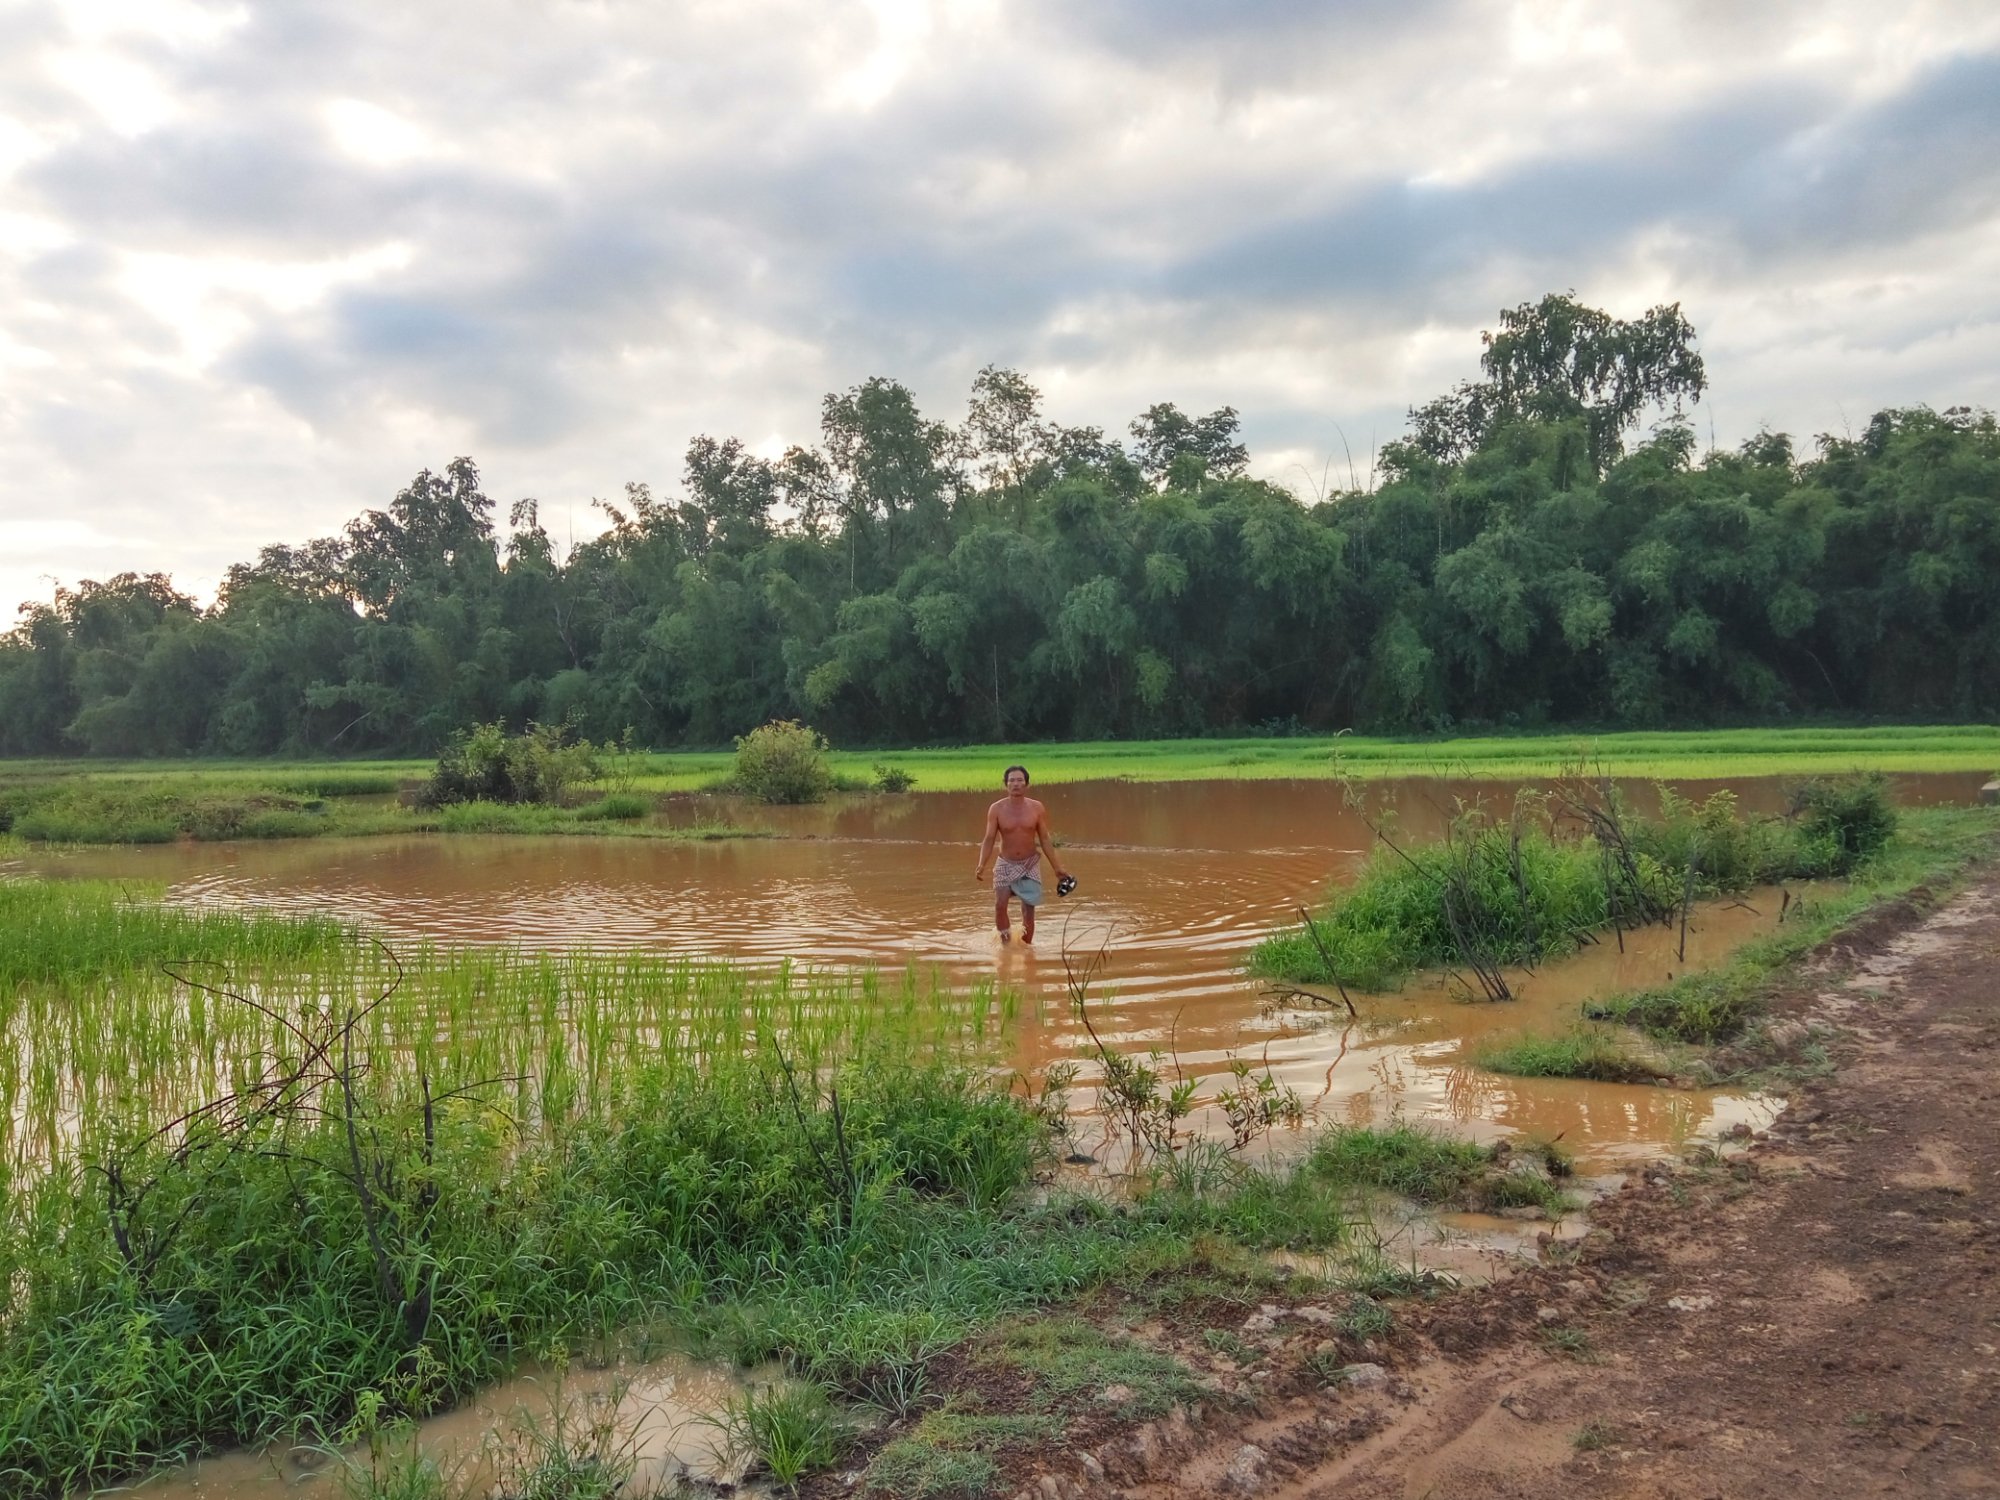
xmin=915 ymin=873 xmax=2000 ymax=1500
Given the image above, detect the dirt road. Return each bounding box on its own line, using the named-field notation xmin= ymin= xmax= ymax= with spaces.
xmin=985 ymin=875 xmax=2000 ymax=1500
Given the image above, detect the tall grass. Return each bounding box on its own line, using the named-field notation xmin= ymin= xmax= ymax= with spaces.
xmin=0 ymin=879 xmax=1038 ymax=1494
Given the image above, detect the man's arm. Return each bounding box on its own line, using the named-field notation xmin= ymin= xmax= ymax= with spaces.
xmin=974 ymin=803 xmax=1000 ymax=880
xmin=1035 ymin=803 xmax=1067 ymax=879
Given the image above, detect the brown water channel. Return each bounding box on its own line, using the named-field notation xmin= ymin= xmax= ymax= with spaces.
xmin=17 ymin=774 xmax=1983 ymax=1176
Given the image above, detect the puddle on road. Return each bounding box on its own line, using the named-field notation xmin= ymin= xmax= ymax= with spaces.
xmin=110 ymin=1354 xmax=757 ymax=1500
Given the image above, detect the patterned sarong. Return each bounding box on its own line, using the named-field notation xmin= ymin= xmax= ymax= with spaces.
xmin=993 ymin=852 xmax=1040 ymax=894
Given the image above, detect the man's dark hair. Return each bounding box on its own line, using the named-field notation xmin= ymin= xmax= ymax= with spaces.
xmin=1003 ymin=764 xmax=1030 ymax=784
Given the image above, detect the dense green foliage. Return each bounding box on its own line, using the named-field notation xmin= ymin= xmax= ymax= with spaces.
xmin=4 ymin=295 xmax=1997 ymax=757
xmin=415 ymin=721 xmax=607 ymax=809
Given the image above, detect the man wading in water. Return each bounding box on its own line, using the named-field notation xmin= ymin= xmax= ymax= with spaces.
xmin=973 ymin=765 xmax=1072 ymax=944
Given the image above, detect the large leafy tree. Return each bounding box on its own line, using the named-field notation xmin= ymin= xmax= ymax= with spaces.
xmin=5 ymin=295 xmax=1994 ymax=756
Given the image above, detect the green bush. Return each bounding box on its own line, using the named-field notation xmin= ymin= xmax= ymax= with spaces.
xmin=1789 ymin=773 xmax=1897 ymax=874
xmin=417 ymin=722 xmax=601 ymax=809
xmin=733 ymin=720 xmax=835 ymax=804
xmin=1250 ymin=822 xmax=1613 ymax=989
xmin=872 ymin=764 xmax=917 ymax=794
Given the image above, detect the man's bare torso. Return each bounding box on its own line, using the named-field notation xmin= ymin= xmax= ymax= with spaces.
xmin=989 ymin=795 xmax=1045 ymax=860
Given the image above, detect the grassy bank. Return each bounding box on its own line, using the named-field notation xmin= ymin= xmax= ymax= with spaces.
xmin=1584 ymin=803 xmax=1999 ymax=1045
xmin=0 ymin=771 xmax=754 ymax=846
xmin=1251 ymin=779 xmax=1895 ymax=991
xmin=0 ymin=880 xmax=1556 ymax=1497
xmin=2 ymin=723 xmax=1995 ymax=846
xmin=1463 ymin=804 xmax=1999 ymax=1085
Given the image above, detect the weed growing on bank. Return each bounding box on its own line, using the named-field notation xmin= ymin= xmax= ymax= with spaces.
xmin=1474 ymin=1027 xmax=1670 ymax=1084
xmin=1586 ymin=803 xmax=2000 ymax=1045
xmin=1252 ymin=774 xmax=1911 ymax=993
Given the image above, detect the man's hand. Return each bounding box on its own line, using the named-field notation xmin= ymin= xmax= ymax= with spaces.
xmin=973 ymin=866 xmax=988 ymax=882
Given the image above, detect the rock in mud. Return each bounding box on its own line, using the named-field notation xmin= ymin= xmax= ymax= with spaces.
xmin=1666 ymin=1293 xmax=1715 ymax=1312
xmin=1220 ymin=1443 xmax=1269 ymax=1495
xmin=1338 ymin=1362 xmax=1389 ymax=1387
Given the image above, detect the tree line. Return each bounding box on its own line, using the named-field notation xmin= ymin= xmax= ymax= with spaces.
xmin=3 ymin=293 xmax=1996 ymax=758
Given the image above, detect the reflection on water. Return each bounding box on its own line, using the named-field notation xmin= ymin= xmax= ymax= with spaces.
xmin=15 ymin=774 xmax=1981 ymax=1177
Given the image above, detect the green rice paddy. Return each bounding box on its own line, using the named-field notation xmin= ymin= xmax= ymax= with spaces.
xmin=1 ymin=724 xmax=1994 ymax=846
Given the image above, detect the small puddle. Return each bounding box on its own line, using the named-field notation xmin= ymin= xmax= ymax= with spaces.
xmin=105 ymin=1355 xmax=758 ymax=1500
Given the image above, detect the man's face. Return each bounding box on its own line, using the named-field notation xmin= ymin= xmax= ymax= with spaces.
xmin=1004 ymin=771 xmax=1028 ymax=796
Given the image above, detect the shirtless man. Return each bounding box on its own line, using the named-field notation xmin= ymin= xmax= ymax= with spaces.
xmin=973 ymin=764 xmax=1070 ymax=944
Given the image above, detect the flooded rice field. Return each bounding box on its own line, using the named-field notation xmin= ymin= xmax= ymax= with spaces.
xmin=23 ymin=771 xmax=1986 ymax=1500
xmin=16 ymin=774 xmax=1984 ymax=1177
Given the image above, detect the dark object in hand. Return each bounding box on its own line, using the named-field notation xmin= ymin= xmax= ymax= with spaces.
xmin=1056 ymin=874 xmax=1078 ymax=898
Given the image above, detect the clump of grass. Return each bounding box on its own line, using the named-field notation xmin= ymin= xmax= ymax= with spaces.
xmin=721 ymin=1382 xmax=851 ymax=1489
xmin=861 ymin=1407 xmax=1056 ymax=1498
xmin=1334 ymin=1294 xmax=1393 ymax=1339
xmin=1302 ymin=1124 xmax=1493 ymax=1203
xmin=989 ymin=1317 xmax=1203 ymax=1419
xmin=1540 ymin=1325 xmax=1596 ymax=1360
xmin=1573 ymin=1419 xmax=1619 ymax=1451
xmin=1474 ymin=1027 xmax=1669 ymax=1083
xmin=574 ymin=792 xmax=651 ymax=821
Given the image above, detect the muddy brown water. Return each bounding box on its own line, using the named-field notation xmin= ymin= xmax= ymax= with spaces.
xmin=18 ymin=774 xmax=1983 ymax=1174
xmin=34 ymin=772 xmax=1984 ymax=1500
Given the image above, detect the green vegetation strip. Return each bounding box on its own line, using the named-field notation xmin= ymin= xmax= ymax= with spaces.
xmin=1466 ymin=804 xmax=1998 ymax=1083
xmin=1586 ymin=804 xmax=2000 ymax=1045
xmin=0 ymin=880 xmax=1553 ymax=1496
xmin=3 ymin=724 xmax=1995 ymax=845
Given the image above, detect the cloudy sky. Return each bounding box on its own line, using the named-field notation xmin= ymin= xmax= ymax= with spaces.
xmin=4 ymin=0 xmax=1999 ymax=615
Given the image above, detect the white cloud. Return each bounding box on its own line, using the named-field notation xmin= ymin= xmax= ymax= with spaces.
xmin=0 ymin=0 xmax=1998 ymax=611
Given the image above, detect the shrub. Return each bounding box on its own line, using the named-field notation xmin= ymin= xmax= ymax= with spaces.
xmin=733 ymin=720 xmax=835 ymax=804
xmin=417 ymin=721 xmax=601 ymax=809
xmin=1789 ymin=773 xmax=1896 ymax=875
xmin=872 ymin=763 xmax=917 ymax=794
